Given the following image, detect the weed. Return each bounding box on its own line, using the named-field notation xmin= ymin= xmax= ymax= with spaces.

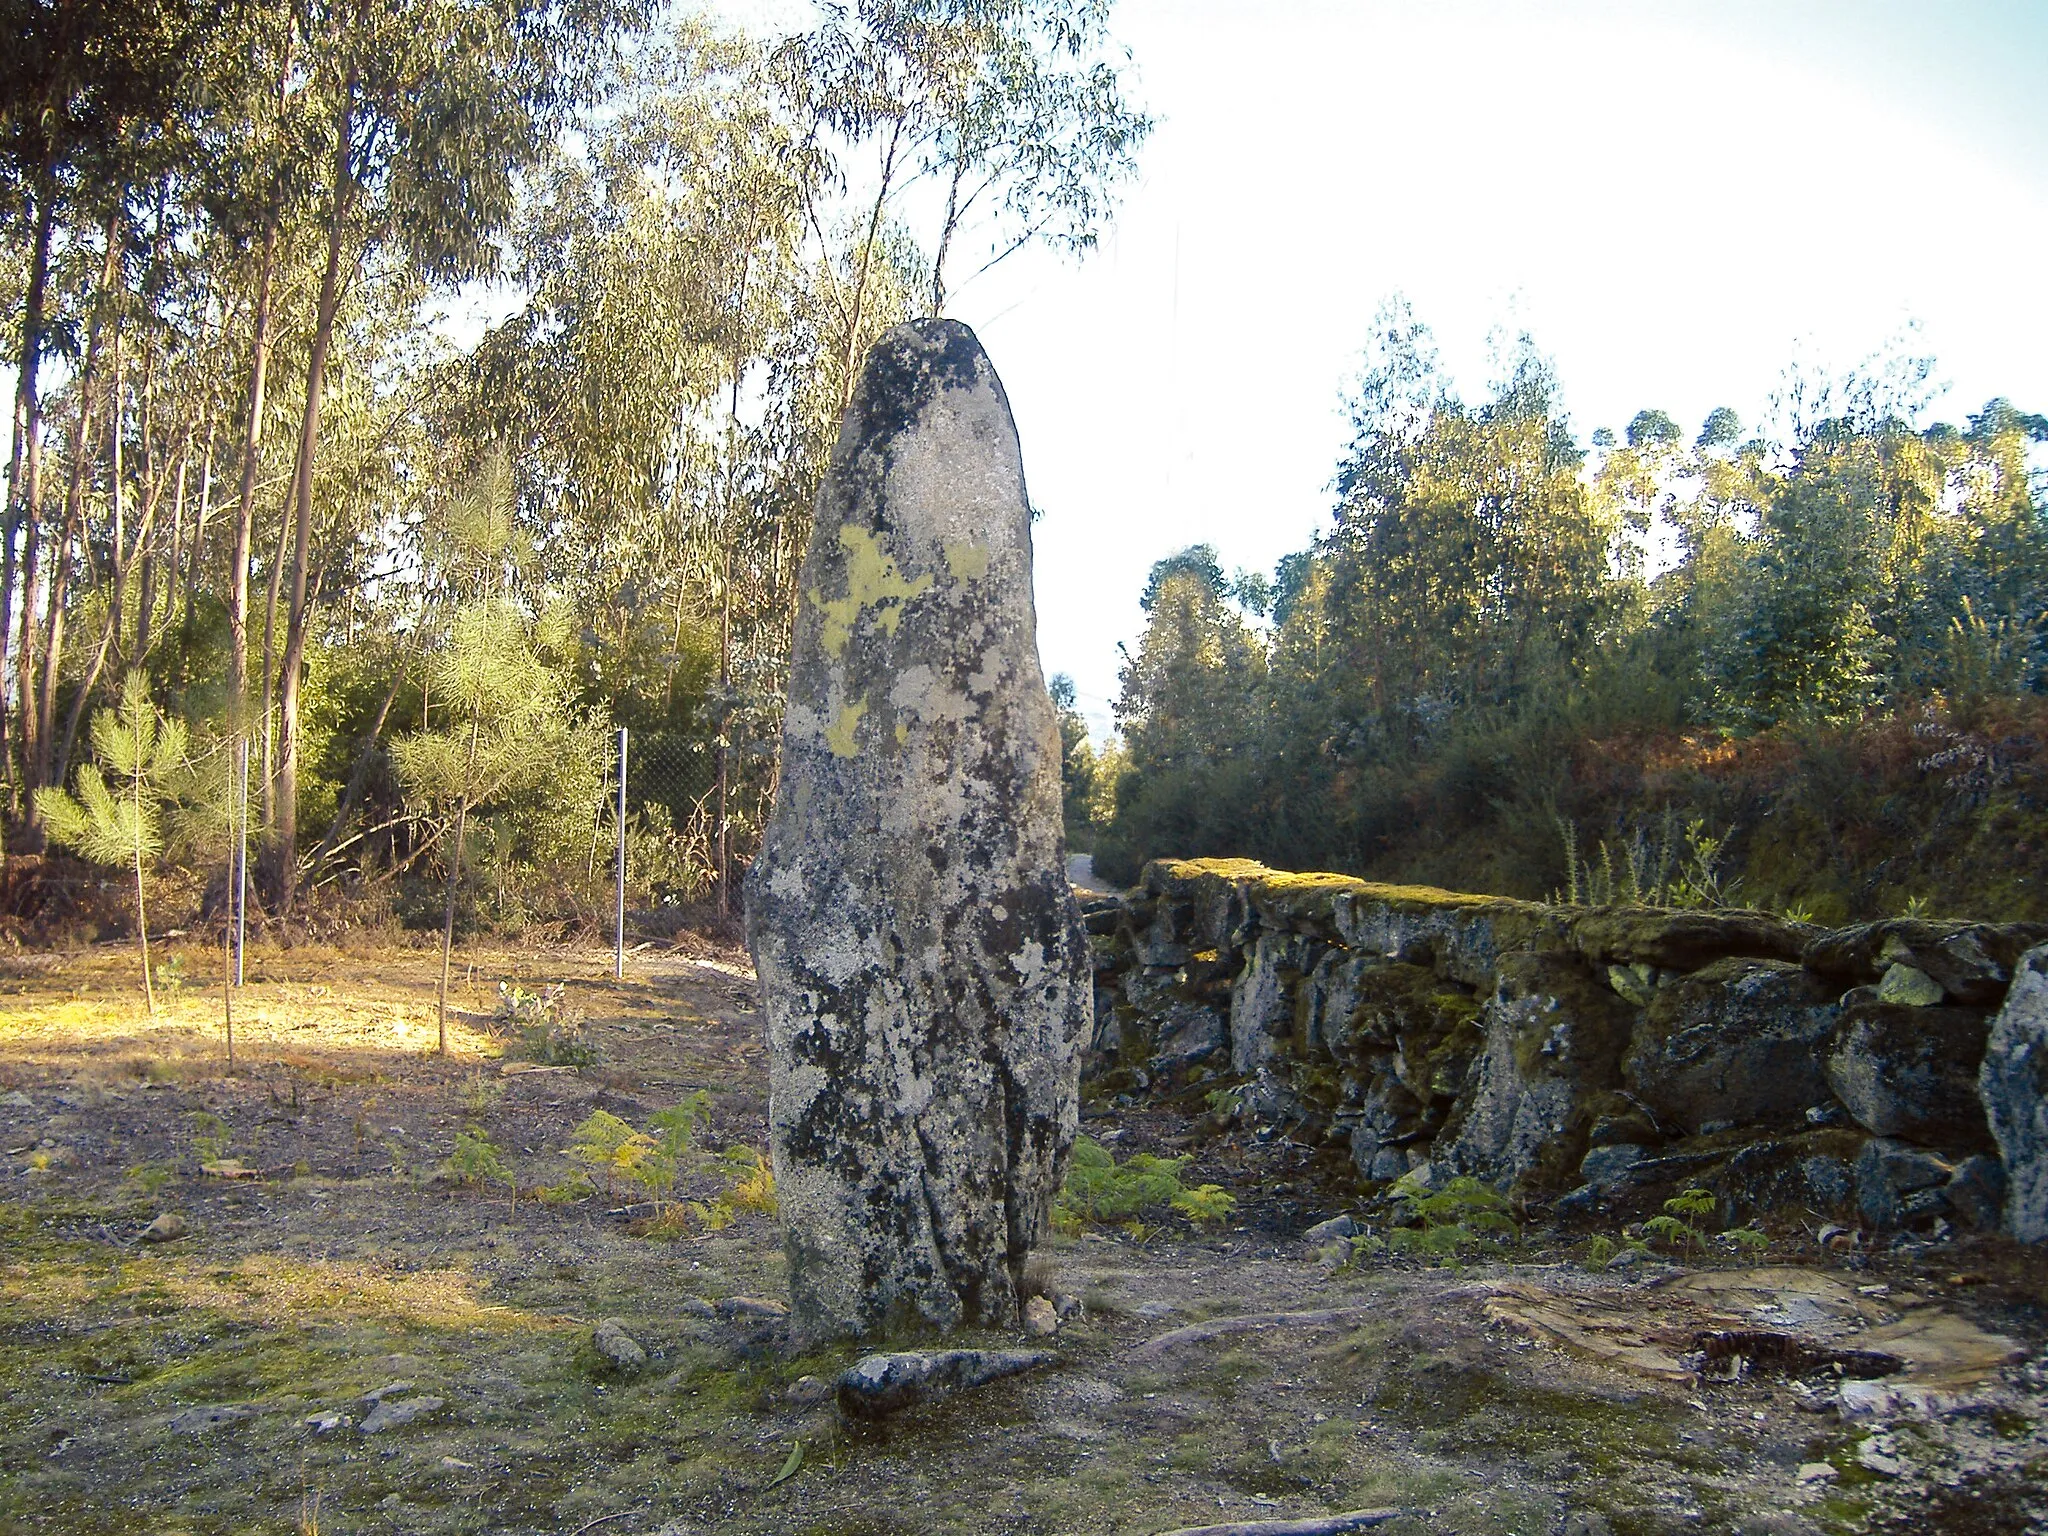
xmin=1170 ymin=1182 xmax=1238 ymax=1225
xmin=689 ymin=1148 xmax=776 ymax=1230
xmin=459 ymin=1071 xmax=502 ymax=1117
xmin=122 ymin=1162 xmax=175 ymax=1197
xmin=1202 ymin=1085 xmax=1244 ymax=1124
xmin=187 ymin=1111 xmax=231 ymax=1164
xmin=1358 ymin=1173 xmax=1517 ymax=1265
xmin=567 ymin=1110 xmax=641 ymax=1198
xmin=1628 ymin=1188 xmax=1769 ymax=1263
xmin=1056 ymin=1136 xmax=1200 ymax=1232
xmin=1554 ymin=807 xmax=1736 ymax=909
xmin=536 ymin=1172 xmax=595 ymax=1206
xmin=498 ymin=982 xmax=599 ymax=1067
xmin=447 ymin=1127 xmax=517 ymax=1214
xmin=1584 ymin=1232 xmax=1647 ymax=1269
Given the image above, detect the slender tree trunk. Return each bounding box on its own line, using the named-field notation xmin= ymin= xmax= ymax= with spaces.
xmin=229 ymin=208 xmax=279 ymax=740
xmin=437 ymin=711 xmax=483 ymax=1056
xmin=179 ymin=429 xmax=214 ymax=667
xmin=311 ymin=647 xmax=406 ymax=866
xmin=135 ymin=766 xmax=155 ymax=1017
xmin=1 ymin=178 xmax=56 ymax=807
xmin=28 ymin=213 xmax=124 ymax=810
xmin=260 ymin=492 xmax=288 ymax=828
xmin=716 ymin=552 xmax=731 ymax=913
xmin=273 ymin=69 xmax=357 ymax=911
xmin=931 ymin=152 xmax=966 ymax=317
xmin=129 ymin=310 xmax=166 ymax=662
xmin=838 ymin=117 xmax=904 ymax=415
xmin=56 ymin=425 xmax=170 ymax=789
xmin=148 ymin=437 xmax=187 ymax=664
xmin=107 ymin=328 xmax=127 ymax=656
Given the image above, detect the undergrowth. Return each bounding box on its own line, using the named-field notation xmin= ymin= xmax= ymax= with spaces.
xmin=1353 ymin=1173 xmax=1517 ymax=1265
xmin=1054 ymin=1135 xmax=1236 ymax=1236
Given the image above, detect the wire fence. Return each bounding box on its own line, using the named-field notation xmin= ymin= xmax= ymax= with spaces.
xmin=592 ymin=723 xmax=771 ymax=957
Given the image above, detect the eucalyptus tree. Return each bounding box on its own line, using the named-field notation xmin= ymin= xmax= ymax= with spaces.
xmin=768 ymin=0 xmax=1149 ymax=404
xmin=266 ymin=0 xmax=650 ymax=911
xmin=0 ymin=0 xmax=227 ymax=815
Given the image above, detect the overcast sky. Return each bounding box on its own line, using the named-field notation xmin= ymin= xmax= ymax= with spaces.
xmin=933 ymin=0 xmax=2048 ymax=740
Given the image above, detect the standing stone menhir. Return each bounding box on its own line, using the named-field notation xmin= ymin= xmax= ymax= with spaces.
xmin=747 ymin=319 xmax=1091 ymax=1344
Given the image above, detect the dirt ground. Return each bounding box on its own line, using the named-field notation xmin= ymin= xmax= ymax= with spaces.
xmin=4 ymin=936 xmax=2048 ymax=1536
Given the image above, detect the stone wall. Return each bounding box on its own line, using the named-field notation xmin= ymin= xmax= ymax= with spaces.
xmin=1083 ymin=858 xmax=2048 ymax=1240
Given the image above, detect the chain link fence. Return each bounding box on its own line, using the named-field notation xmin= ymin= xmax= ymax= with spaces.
xmin=597 ymin=724 xmax=775 ymax=945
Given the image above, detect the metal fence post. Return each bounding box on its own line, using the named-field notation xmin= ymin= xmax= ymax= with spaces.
xmin=235 ymin=736 xmax=249 ymax=987
xmin=615 ymin=726 xmax=628 ymax=980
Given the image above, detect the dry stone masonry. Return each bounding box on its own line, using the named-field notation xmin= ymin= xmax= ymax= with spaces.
xmin=1083 ymin=858 xmax=2048 ymax=1241
xmin=748 ymin=320 xmax=1090 ymax=1345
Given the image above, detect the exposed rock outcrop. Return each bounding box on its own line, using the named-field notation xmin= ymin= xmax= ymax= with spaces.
xmin=1979 ymin=944 xmax=2048 ymax=1242
xmin=1084 ymin=857 xmax=2048 ymax=1239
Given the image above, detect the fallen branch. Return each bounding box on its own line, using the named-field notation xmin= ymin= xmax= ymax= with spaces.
xmin=1131 ymin=1307 xmax=1378 ymax=1361
xmin=1153 ymin=1509 xmax=1413 ymax=1536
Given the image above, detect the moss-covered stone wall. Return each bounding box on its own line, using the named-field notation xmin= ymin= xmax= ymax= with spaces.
xmin=1082 ymin=858 xmax=2048 ymax=1239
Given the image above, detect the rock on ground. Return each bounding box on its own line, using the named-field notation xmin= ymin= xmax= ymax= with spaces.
xmin=591 ymin=1318 xmax=646 ymax=1373
xmin=835 ymin=1347 xmax=1055 ymax=1419
xmin=748 ymin=319 xmax=1089 ymax=1343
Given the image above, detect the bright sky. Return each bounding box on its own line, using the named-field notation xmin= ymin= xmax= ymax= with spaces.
xmin=937 ymin=0 xmax=2048 ymax=740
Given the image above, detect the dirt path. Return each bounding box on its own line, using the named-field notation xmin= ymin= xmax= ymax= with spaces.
xmin=2 ymin=940 xmax=2045 ymax=1535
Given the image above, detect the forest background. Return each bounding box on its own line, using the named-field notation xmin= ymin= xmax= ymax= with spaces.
xmin=2 ymin=0 xmax=2045 ymax=963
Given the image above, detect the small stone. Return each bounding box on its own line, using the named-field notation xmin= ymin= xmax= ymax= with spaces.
xmin=362 ymin=1379 xmax=416 ymax=1402
xmin=836 ymin=1348 xmax=1054 ymax=1419
xmin=1302 ymin=1214 xmax=1357 ymax=1242
xmin=138 ymin=1213 xmax=188 ymax=1244
xmin=679 ymin=1297 xmax=717 ymax=1319
xmin=1857 ymin=1439 xmax=1906 ymax=1477
xmin=592 ymin=1318 xmax=647 ymax=1373
xmin=439 ymin=1456 xmax=474 ymax=1470
xmin=785 ymin=1375 xmax=834 ymax=1407
xmin=0 ymin=1090 xmax=33 ymax=1110
xmin=167 ymin=1405 xmax=252 ymax=1434
xmin=715 ymin=1296 xmax=788 ymax=1320
xmin=304 ymin=1410 xmax=352 ymax=1434
xmin=1839 ymin=1380 xmax=1899 ymax=1419
xmin=1875 ymin=963 xmax=1943 ymax=1006
xmin=1608 ymin=963 xmax=1656 ymax=1006
xmin=1796 ymin=1462 xmax=1839 ymax=1485
xmin=1022 ymin=1296 xmax=1058 ymax=1337
xmin=359 ymin=1396 xmax=444 ymax=1434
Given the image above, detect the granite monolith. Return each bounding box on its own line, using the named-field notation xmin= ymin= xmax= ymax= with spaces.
xmin=746 ymin=319 xmax=1090 ymax=1343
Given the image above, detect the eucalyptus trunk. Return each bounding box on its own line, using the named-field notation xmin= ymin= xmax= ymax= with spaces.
xmin=437 ymin=711 xmax=483 ymax=1056
xmin=0 ymin=178 xmax=56 ymax=803
xmin=229 ymin=209 xmax=280 ymax=741
xmin=273 ymin=67 xmax=358 ymax=910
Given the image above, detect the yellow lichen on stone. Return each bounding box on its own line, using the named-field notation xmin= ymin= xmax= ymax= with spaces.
xmin=894 ymin=720 xmax=909 ymax=747
xmin=812 ymin=526 xmax=934 ymax=657
xmin=826 ymin=698 xmax=869 ymax=758
xmin=944 ymin=541 xmax=990 ymax=582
